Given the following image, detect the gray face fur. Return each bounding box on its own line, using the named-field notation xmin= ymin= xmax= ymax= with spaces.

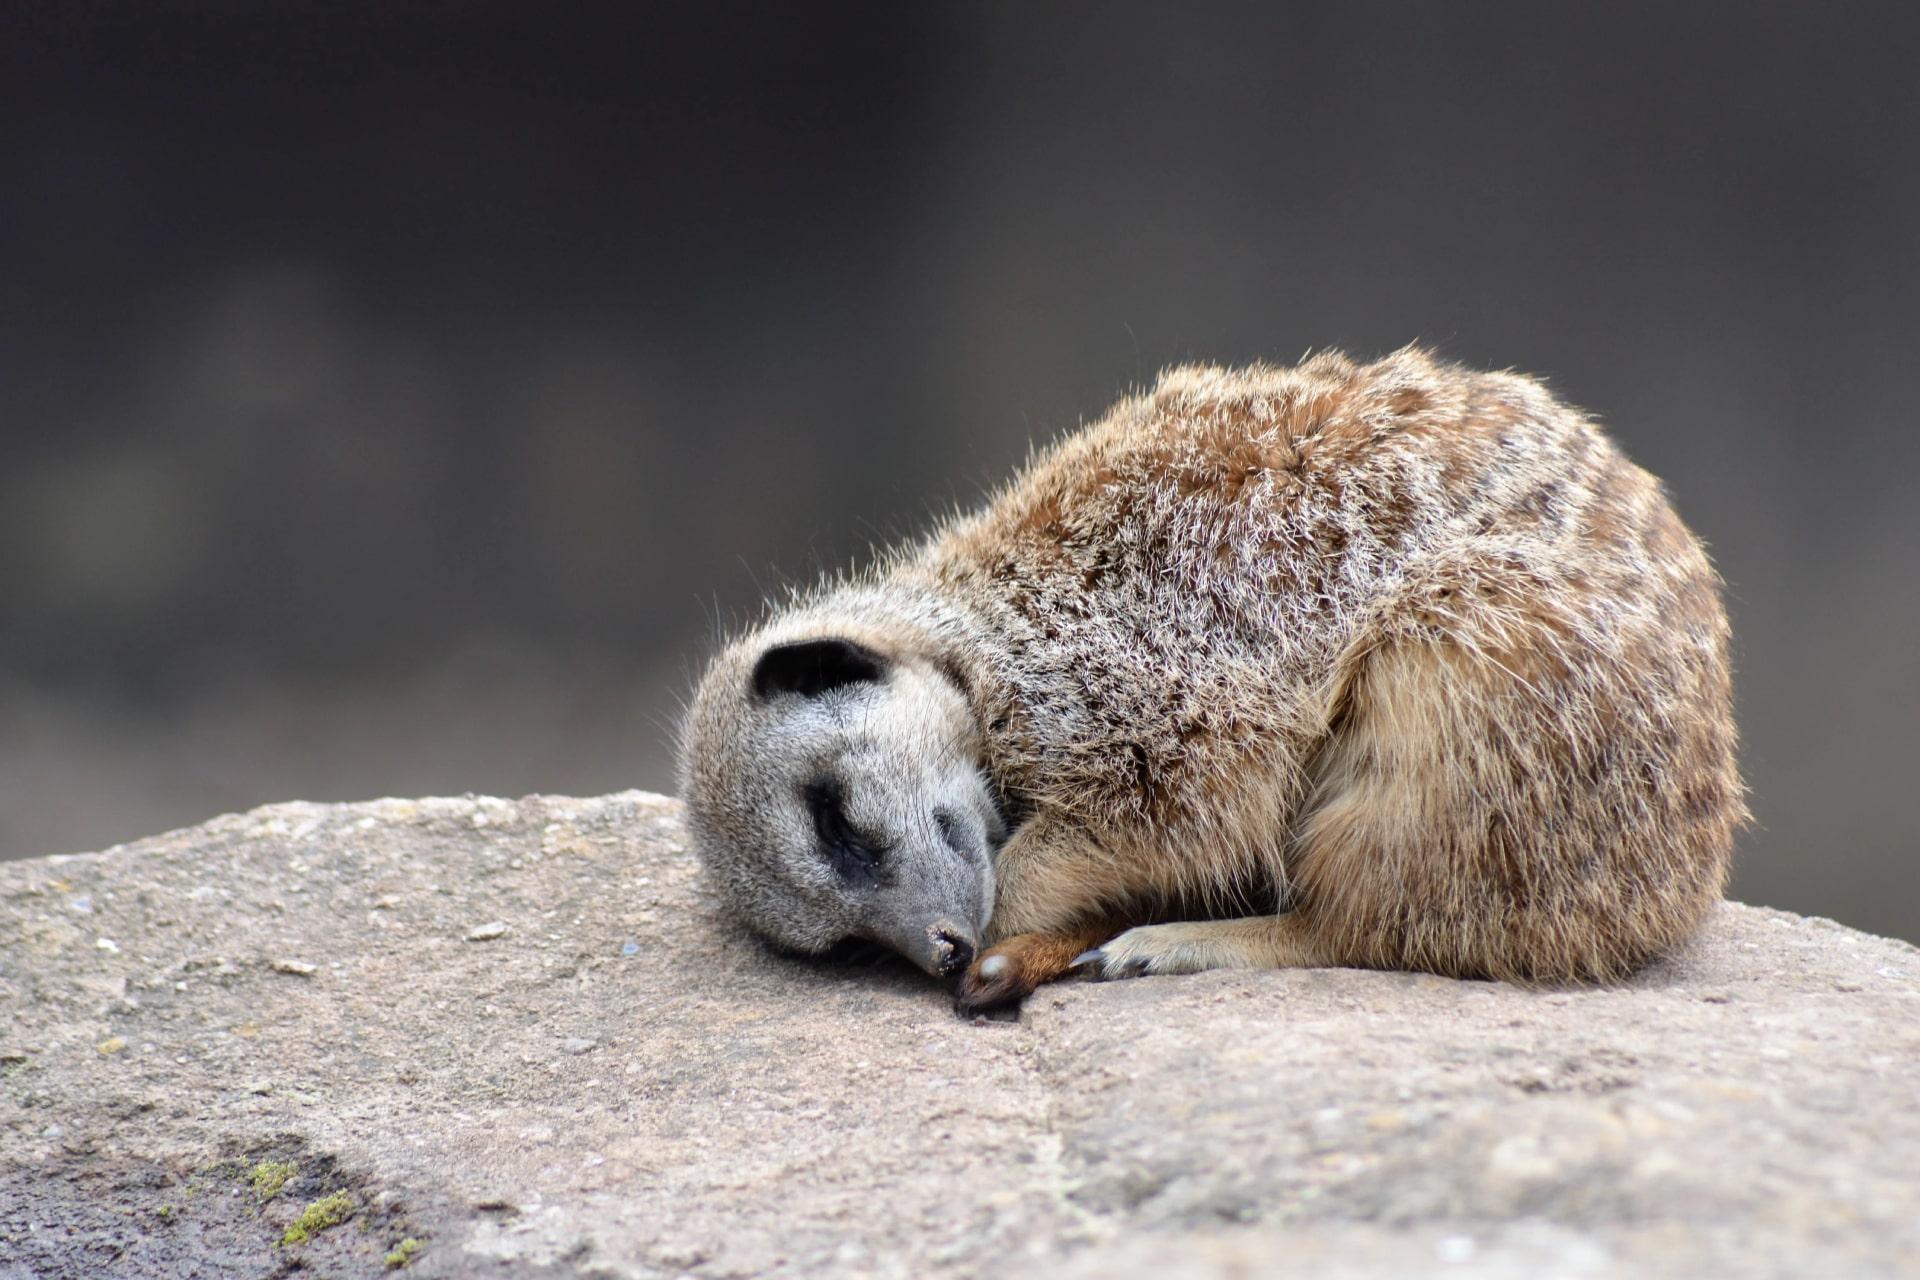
xmin=679 ymin=633 xmax=1003 ymax=978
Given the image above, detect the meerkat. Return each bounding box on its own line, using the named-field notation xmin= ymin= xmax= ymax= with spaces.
xmin=679 ymin=347 xmax=1743 ymax=1010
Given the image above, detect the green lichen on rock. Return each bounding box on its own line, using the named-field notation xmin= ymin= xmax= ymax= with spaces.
xmin=281 ymin=1189 xmax=354 ymax=1246
xmin=247 ymin=1160 xmax=297 ymax=1202
xmin=384 ymin=1237 xmax=424 ymax=1268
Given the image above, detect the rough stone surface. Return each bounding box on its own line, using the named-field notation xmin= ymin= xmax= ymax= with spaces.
xmin=1 ymin=792 xmax=1916 ymax=1279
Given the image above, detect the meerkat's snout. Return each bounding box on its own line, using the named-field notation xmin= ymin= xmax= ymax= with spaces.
xmin=875 ymin=920 xmax=977 ymax=980
xmin=926 ymin=926 xmax=976 ymax=978
xmin=858 ymin=834 xmax=993 ymax=979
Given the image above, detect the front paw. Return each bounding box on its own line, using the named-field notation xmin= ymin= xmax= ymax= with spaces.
xmin=956 ymin=947 xmax=1036 ymax=1011
xmin=1076 ymin=922 xmax=1240 ymax=980
xmin=956 ymin=927 xmax=1113 ymax=1012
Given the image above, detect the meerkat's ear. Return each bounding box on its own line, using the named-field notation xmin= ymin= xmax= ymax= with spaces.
xmin=751 ymin=637 xmax=887 ymax=699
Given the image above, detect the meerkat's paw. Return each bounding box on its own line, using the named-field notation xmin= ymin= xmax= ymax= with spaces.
xmin=1076 ymin=917 xmax=1310 ymax=979
xmin=956 ymin=925 xmax=1120 ymax=1012
xmin=1076 ymin=923 xmax=1247 ymax=978
xmin=955 ymin=947 xmax=1035 ymax=1011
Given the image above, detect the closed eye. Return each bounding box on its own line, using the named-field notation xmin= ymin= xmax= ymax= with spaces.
xmin=803 ymin=781 xmax=888 ymax=886
xmin=934 ymin=809 xmax=978 ymax=862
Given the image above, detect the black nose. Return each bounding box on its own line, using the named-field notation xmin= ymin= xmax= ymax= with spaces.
xmin=931 ymin=929 xmax=975 ymax=977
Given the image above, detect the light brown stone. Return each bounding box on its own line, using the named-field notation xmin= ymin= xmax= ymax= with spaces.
xmin=1 ymin=792 xmax=1915 ymax=1278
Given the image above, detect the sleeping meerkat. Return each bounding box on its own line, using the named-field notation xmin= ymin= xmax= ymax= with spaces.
xmin=679 ymin=348 xmax=1743 ymax=1010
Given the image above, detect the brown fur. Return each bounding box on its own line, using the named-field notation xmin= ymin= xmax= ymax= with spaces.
xmin=686 ymin=348 xmax=1744 ymax=1007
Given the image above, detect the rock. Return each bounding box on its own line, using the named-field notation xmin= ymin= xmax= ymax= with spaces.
xmin=1 ymin=791 xmax=1916 ymax=1280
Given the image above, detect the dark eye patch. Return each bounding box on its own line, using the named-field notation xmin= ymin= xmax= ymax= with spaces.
xmin=803 ymin=780 xmax=889 ymax=887
xmin=934 ymin=809 xmax=978 ymax=862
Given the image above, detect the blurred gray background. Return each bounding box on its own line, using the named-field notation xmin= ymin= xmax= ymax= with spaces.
xmin=3 ymin=4 xmax=1915 ymax=944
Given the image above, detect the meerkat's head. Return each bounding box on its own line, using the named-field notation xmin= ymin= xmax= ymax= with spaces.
xmin=679 ymin=628 xmax=1003 ymax=981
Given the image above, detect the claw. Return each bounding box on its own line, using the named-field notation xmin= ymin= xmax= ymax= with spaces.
xmin=1070 ymin=949 xmax=1104 ymax=970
